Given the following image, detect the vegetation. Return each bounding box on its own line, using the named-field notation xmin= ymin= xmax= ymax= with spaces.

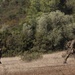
xmin=21 ymin=52 xmax=42 ymax=62
xmin=0 ymin=0 xmax=75 ymax=60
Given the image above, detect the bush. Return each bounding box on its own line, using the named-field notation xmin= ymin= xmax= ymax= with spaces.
xmin=21 ymin=52 xmax=42 ymax=62
xmin=35 ymin=10 xmax=75 ymax=51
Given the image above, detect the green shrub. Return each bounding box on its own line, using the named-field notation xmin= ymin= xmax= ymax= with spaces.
xmin=21 ymin=52 xmax=42 ymax=62
xmin=35 ymin=10 xmax=75 ymax=51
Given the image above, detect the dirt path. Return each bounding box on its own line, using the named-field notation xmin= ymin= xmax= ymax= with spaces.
xmin=0 ymin=51 xmax=75 ymax=75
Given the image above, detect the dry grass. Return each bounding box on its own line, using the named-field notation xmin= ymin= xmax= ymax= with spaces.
xmin=1 ymin=64 xmax=75 ymax=75
xmin=0 ymin=51 xmax=75 ymax=75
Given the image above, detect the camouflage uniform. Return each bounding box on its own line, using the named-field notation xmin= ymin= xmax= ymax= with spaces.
xmin=0 ymin=39 xmax=2 ymax=64
xmin=64 ymin=39 xmax=75 ymax=63
xmin=65 ymin=41 xmax=71 ymax=49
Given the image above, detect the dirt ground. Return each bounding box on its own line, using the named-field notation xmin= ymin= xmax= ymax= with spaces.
xmin=0 ymin=51 xmax=75 ymax=75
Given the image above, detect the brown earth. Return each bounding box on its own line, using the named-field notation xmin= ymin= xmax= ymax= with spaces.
xmin=0 ymin=51 xmax=75 ymax=75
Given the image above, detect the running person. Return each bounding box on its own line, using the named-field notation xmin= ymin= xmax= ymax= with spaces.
xmin=64 ymin=39 xmax=75 ymax=63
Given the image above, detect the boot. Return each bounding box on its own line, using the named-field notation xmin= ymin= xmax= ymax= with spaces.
xmin=0 ymin=61 xmax=2 ymax=64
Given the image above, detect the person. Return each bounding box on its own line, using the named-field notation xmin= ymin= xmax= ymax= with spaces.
xmin=0 ymin=48 xmax=2 ymax=64
xmin=0 ymin=39 xmax=2 ymax=64
xmin=65 ymin=40 xmax=72 ymax=49
xmin=63 ymin=39 xmax=75 ymax=63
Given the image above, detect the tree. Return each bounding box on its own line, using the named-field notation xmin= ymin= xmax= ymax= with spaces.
xmin=35 ymin=10 xmax=75 ymax=51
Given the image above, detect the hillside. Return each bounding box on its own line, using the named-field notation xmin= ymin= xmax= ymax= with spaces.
xmin=0 ymin=0 xmax=29 ymax=25
xmin=0 ymin=0 xmax=75 ymax=58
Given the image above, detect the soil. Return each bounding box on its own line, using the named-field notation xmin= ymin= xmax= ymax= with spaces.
xmin=0 ymin=51 xmax=75 ymax=75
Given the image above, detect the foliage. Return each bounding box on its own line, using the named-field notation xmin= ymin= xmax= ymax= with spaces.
xmin=0 ymin=0 xmax=30 ymax=25
xmin=35 ymin=10 xmax=75 ymax=51
xmin=0 ymin=0 xmax=75 ymax=58
xmin=21 ymin=52 xmax=42 ymax=62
